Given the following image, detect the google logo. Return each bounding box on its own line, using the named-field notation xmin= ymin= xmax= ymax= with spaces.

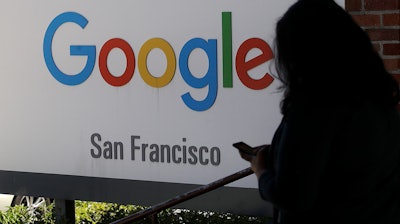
xmin=43 ymin=12 xmax=274 ymax=111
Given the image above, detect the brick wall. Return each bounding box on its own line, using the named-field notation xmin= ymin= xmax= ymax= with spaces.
xmin=345 ymin=0 xmax=400 ymax=81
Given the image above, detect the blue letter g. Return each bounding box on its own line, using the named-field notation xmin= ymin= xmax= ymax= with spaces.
xmin=43 ymin=12 xmax=96 ymax=86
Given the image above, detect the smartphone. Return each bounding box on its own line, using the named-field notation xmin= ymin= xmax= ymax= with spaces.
xmin=233 ymin=142 xmax=258 ymax=156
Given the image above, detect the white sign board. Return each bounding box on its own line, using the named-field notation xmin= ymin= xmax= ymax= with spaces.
xmin=0 ymin=0 xmax=344 ymax=215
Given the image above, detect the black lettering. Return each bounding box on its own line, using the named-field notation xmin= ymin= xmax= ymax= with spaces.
xmin=172 ymin=145 xmax=182 ymax=163
xmin=90 ymin=133 xmax=102 ymax=158
xmin=149 ymin=144 xmax=159 ymax=162
xmin=161 ymin=145 xmax=171 ymax=163
xmin=182 ymin=138 xmax=187 ymax=164
xmin=188 ymin=146 xmax=198 ymax=164
xmin=131 ymin=135 xmax=141 ymax=160
xmin=199 ymin=146 xmax=209 ymax=165
xmin=103 ymin=141 xmax=113 ymax=159
xmin=142 ymin=144 xmax=148 ymax=162
xmin=127 ymin=136 xmax=220 ymax=166
xmin=210 ymin=147 xmax=221 ymax=166
xmin=114 ymin=142 xmax=124 ymax=160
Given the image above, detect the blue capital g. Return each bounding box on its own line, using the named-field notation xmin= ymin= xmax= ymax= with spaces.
xmin=43 ymin=12 xmax=96 ymax=86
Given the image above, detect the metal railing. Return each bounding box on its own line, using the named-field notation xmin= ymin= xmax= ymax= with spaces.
xmin=111 ymin=167 xmax=254 ymax=224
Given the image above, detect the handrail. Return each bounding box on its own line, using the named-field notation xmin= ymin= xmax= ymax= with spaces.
xmin=111 ymin=167 xmax=254 ymax=224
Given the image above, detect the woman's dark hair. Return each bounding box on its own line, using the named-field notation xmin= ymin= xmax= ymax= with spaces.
xmin=275 ymin=0 xmax=399 ymax=114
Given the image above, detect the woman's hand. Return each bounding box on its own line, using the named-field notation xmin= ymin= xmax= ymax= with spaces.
xmin=240 ymin=145 xmax=270 ymax=179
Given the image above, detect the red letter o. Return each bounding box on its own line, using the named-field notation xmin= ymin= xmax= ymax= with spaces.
xmin=99 ymin=38 xmax=135 ymax=87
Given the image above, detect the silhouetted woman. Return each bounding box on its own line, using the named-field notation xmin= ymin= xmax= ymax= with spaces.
xmin=242 ymin=0 xmax=400 ymax=223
